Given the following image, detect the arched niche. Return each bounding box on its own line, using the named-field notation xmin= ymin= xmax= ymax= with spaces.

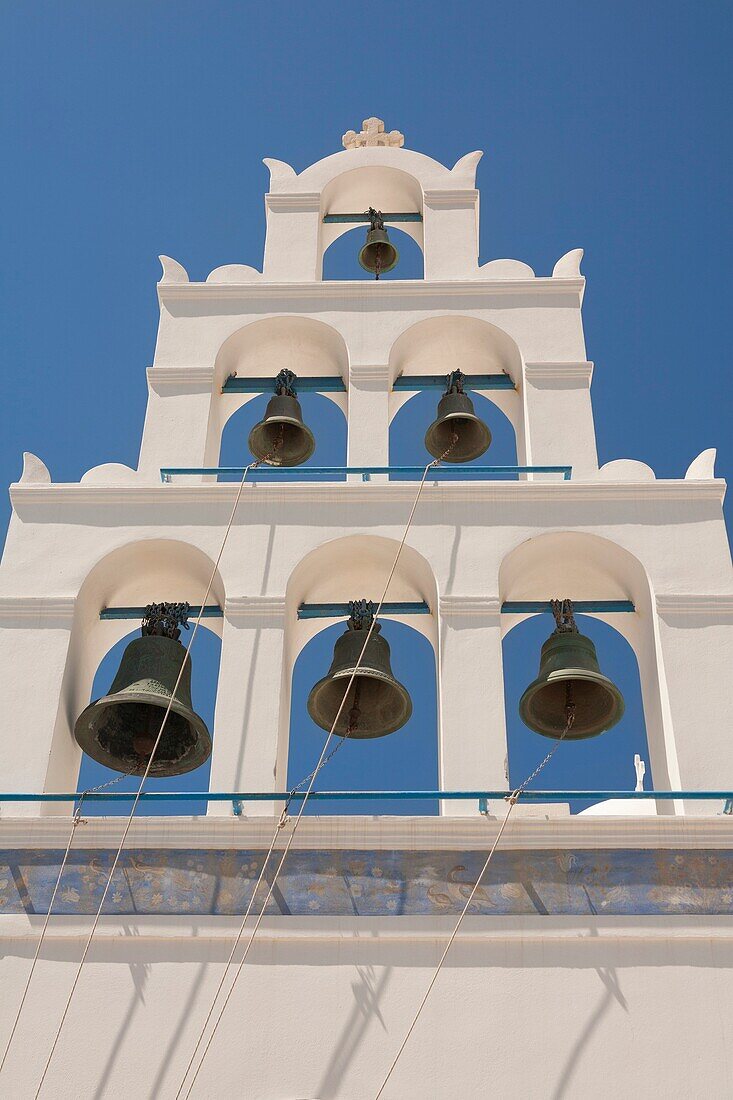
xmin=208 ymin=317 xmax=349 ymax=467
xmin=387 ymin=316 xmax=528 ymax=465
xmin=45 ymin=539 xmax=225 ymax=805
xmin=320 ymin=165 xmax=424 ymax=254
xmin=322 ymin=224 xmax=424 ymax=282
xmin=287 ymin=619 xmax=439 ymax=815
xmin=278 ymin=535 xmax=439 ymax=799
xmin=76 ymin=622 xmax=221 ymax=816
xmin=499 ymin=532 xmax=679 ymax=810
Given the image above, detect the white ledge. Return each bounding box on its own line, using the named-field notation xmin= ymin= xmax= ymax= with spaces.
xmin=147 ymin=366 xmax=215 ymax=388
xmin=224 ymin=595 xmax=287 ymax=621
xmin=0 ymin=596 xmax=76 ymax=623
xmin=9 ymin=478 xmax=727 ymax=512
xmin=655 ymin=593 xmax=733 ymax=617
xmin=157 ymin=277 xmax=585 ymax=305
xmin=439 ymin=595 xmax=501 ymax=617
xmin=0 ymin=813 xmax=730 ymax=851
xmin=525 ymin=361 xmax=594 ymax=384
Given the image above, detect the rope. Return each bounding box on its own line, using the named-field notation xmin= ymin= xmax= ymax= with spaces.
xmin=175 ymin=444 xmax=454 ymax=1099
xmin=373 ymin=706 xmax=575 ymax=1099
xmin=0 ymin=766 xmax=134 ymax=1080
xmin=31 ymin=457 xmax=264 ymax=1098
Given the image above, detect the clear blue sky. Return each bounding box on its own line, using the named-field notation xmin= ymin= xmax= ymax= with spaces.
xmin=3 ymin=1 xmax=731 ymax=811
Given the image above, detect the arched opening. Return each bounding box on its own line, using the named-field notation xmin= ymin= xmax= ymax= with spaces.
xmin=503 ymin=613 xmax=650 ymax=813
xmin=388 ymin=316 xmax=527 ymax=467
xmin=287 ymin=618 xmax=439 ymax=815
xmin=322 ymin=225 xmax=424 ymax=281
xmin=46 ymin=539 xmax=225 ymax=808
xmin=389 ymin=389 xmax=517 ymax=477
xmin=76 ymin=623 xmax=221 ymax=816
xmin=219 ymin=390 xmax=347 ymax=479
xmin=499 ymin=532 xmax=677 ymax=812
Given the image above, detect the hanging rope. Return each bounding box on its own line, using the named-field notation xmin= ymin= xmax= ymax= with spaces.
xmin=175 ymin=442 xmax=456 ymax=1100
xmin=31 ymin=454 xmax=268 ymax=1098
xmin=373 ymin=701 xmax=575 ymax=1099
xmin=0 ymin=766 xmax=133 ymax=1081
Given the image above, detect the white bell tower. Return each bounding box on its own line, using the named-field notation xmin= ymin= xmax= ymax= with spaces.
xmin=0 ymin=119 xmax=731 ymax=1098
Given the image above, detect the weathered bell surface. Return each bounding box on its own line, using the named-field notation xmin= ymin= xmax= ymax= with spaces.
xmin=74 ymin=635 xmax=212 ymax=776
xmin=358 ymin=227 xmax=399 ymax=276
xmin=248 ymin=393 xmax=316 ymax=467
xmin=307 ymin=622 xmax=412 ymax=738
xmin=424 ymin=390 xmax=492 ymax=462
xmin=519 ymin=630 xmax=625 ymax=740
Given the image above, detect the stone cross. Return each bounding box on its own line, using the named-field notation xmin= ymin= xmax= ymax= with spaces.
xmin=342 ymin=117 xmax=405 ymax=150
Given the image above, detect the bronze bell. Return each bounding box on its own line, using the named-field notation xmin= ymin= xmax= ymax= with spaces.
xmin=307 ymin=603 xmax=412 ymax=738
xmin=424 ymin=371 xmax=492 ymax=462
xmin=74 ymin=604 xmax=212 ymax=777
xmin=248 ymin=369 xmax=315 ymax=467
xmin=358 ymin=208 xmax=399 ymax=278
xmin=519 ymin=600 xmax=625 ymax=740
xmin=248 ymin=392 xmax=315 ymax=466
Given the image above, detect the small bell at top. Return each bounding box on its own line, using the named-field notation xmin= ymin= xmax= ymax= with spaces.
xmin=424 ymin=370 xmax=492 ymax=462
xmin=358 ymin=207 xmax=399 ymax=279
xmin=73 ymin=603 xmax=212 ymax=777
xmin=307 ymin=600 xmax=412 ymax=738
xmin=519 ymin=599 xmax=625 ymax=739
xmin=248 ymin=369 xmax=316 ymax=466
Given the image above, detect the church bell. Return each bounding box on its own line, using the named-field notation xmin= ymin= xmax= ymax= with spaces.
xmin=358 ymin=208 xmax=399 ymax=278
xmin=424 ymin=370 xmax=492 ymax=462
xmin=519 ymin=599 xmax=625 ymax=739
xmin=307 ymin=602 xmax=412 ymax=738
xmin=248 ymin=369 xmax=316 ymax=466
xmin=74 ymin=603 xmax=212 ymax=777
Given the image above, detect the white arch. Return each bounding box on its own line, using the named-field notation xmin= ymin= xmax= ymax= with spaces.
xmin=498 ymin=531 xmax=680 ymax=801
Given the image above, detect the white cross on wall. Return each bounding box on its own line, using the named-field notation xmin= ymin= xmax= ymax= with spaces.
xmin=342 ymin=117 xmax=405 ymax=150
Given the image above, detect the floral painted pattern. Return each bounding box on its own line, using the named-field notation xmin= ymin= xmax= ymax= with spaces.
xmin=0 ymin=848 xmax=731 ymax=917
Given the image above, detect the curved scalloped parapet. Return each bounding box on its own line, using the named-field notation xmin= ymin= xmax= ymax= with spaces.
xmin=158 ymin=256 xmax=189 ymax=284
xmin=263 ymin=157 xmax=297 ymax=189
xmin=450 ymin=150 xmax=483 ymax=186
xmin=552 ymin=248 xmax=584 ymax=278
xmin=206 ymin=264 xmax=263 ymax=284
xmin=597 ymin=459 xmax=655 ymax=481
xmin=80 ymin=463 xmax=138 ymax=486
xmin=685 ymin=448 xmax=717 ymax=479
xmin=19 ymin=452 xmax=51 ymax=483
xmin=478 ymin=258 xmax=535 ymax=280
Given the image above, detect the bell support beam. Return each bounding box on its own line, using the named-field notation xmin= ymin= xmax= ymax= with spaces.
xmin=222 ymin=376 xmax=346 ymax=393
xmin=502 ymin=600 xmax=635 ymax=615
xmin=298 ymin=601 xmax=429 ymax=619
xmin=322 ymin=213 xmax=423 ymax=223
xmin=393 ymin=373 xmax=515 ymax=391
xmin=100 ymin=606 xmax=223 ymax=620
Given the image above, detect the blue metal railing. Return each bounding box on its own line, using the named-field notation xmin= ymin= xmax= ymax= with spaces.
xmin=1 ymin=790 xmax=730 ymax=815
xmin=160 ymin=465 xmax=572 ymax=483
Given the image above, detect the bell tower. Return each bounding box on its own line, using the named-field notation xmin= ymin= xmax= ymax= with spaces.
xmin=0 ymin=119 xmax=731 ymax=1098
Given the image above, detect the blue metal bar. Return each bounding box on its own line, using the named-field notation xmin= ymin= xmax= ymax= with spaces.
xmin=501 ymin=600 xmax=635 ymax=615
xmin=100 ymin=606 xmax=223 ymax=621
xmin=298 ymin=601 xmax=430 ymax=619
xmin=393 ymin=373 xmax=515 ymax=391
xmin=160 ymin=465 xmax=572 ymax=482
xmin=222 ymin=376 xmax=346 ymax=393
xmin=1 ymin=791 xmax=730 ymax=803
xmin=323 ymin=213 xmax=423 ymax=223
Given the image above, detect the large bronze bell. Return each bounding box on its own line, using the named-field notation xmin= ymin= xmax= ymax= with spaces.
xmin=307 ymin=604 xmax=412 ymax=738
xmin=248 ymin=369 xmax=315 ymax=467
xmin=519 ymin=600 xmax=625 ymax=740
xmin=424 ymin=371 xmax=492 ymax=462
xmin=358 ymin=208 xmax=399 ymax=278
xmin=74 ymin=604 xmax=212 ymax=777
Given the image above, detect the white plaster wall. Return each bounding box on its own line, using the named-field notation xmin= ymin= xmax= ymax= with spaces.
xmin=0 ymin=916 xmax=731 ymax=1098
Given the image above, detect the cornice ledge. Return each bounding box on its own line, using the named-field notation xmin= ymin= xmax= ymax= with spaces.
xmin=439 ymin=594 xmax=501 ymax=617
xmin=224 ymin=595 xmax=287 ymax=622
xmin=423 ymin=188 xmax=479 ymax=208
xmin=655 ymin=593 xmax=733 ymax=618
xmin=147 ymin=366 xmax=214 ymax=388
xmin=265 ymin=191 xmax=321 ymax=213
xmin=9 ymin=478 xmax=727 ymax=510
xmin=349 ymin=363 xmax=390 ymax=385
xmin=156 ymin=277 xmax=586 ymax=303
xmin=525 ymin=361 xmax=594 ymax=384
xmin=0 ymin=596 xmax=76 ymax=624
